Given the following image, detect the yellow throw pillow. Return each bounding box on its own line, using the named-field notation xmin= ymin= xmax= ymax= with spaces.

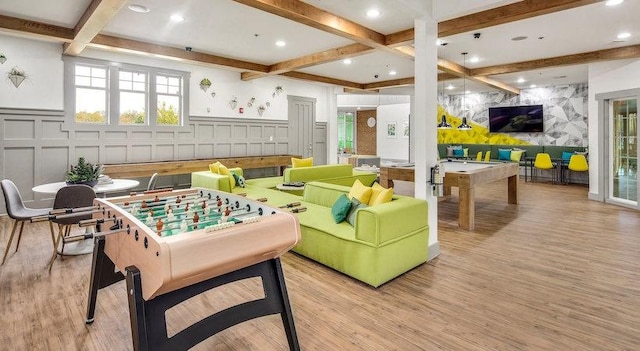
xmin=291 ymin=157 xmax=313 ymax=168
xmin=348 ymin=179 xmax=372 ymax=205
xmin=369 ymin=183 xmax=394 ymax=206
xmin=218 ymin=164 xmax=236 ymax=188
xmin=510 ymin=149 xmax=525 ymax=162
xmin=209 ymin=161 xmax=222 ymax=174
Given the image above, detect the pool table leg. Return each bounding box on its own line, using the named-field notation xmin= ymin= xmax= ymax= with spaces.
xmin=458 ymin=187 xmax=474 ymax=231
xmin=508 ymin=175 xmax=518 ymax=204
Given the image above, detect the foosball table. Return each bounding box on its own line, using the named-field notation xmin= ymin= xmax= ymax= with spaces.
xmin=65 ymin=187 xmax=302 ymax=351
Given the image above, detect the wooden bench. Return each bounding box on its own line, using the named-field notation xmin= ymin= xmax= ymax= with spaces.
xmin=102 ymin=155 xmax=301 ymax=179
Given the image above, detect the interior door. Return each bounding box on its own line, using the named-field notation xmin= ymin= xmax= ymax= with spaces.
xmin=288 ymin=95 xmax=316 ymax=159
xmin=608 ymin=97 xmax=638 ymax=206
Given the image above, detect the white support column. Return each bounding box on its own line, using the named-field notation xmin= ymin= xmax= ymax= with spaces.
xmin=414 ymin=11 xmax=440 ymax=260
xmin=327 ymin=87 xmax=340 ymax=164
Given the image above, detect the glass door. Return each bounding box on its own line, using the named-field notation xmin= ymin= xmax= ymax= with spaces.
xmin=609 ymin=98 xmax=638 ymax=205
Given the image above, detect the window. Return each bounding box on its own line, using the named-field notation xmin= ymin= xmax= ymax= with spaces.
xmin=118 ymin=70 xmax=147 ymax=125
xmin=156 ymin=74 xmax=181 ymax=126
xmin=66 ymin=57 xmax=189 ymax=127
xmin=338 ymin=112 xmax=354 ymax=153
xmin=74 ymin=65 xmax=107 ymax=124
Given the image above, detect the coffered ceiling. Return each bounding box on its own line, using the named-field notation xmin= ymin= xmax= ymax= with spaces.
xmin=1 ymin=0 xmax=639 ymax=95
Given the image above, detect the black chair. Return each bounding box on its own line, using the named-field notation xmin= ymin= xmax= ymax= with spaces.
xmin=147 ymin=172 xmax=159 ymax=191
xmin=48 ymin=185 xmax=96 ymax=270
xmin=1 ymin=179 xmax=54 ymax=265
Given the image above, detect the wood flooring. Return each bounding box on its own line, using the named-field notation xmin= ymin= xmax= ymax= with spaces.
xmin=1 ymin=180 xmax=639 ymax=350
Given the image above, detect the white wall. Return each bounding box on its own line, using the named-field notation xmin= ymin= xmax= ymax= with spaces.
xmin=376 ymin=103 xmax=410 ymax=161
xmin=588 ymin=58 xmax=640 ymax=198
xmin=0 ymin=34 xmax=332 ymax=123
xmin=0 ymin=36 xmax=64 ymax=110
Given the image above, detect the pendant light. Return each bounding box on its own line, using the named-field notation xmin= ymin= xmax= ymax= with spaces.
xmin=458 ymin=52 xmax=472 ymax=130
xmin=437 ymin=79 xmax=452 ymax=129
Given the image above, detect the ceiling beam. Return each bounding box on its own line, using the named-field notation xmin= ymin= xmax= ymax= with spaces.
xmin=470 ymin=44 xmax=640 ymax=76
xmin=64 ymin=0 xmax=128 ymax=55
xmin=232 ymin=0 xmax=387 ymax=49
xmin=0 ymin=14 xmax=74 ymax=41
xmin=90 ymin=35 xmax=270 ymax=73
xmin=438 ymin=0 xmax=601 ymax=37
xmin=437 ymin=57 xmax=520 ymax=94
xmin=362 ymin=77 xmax=415 ymax=90
xmin=473 ymin=76 xmax=520 ymax=95
xmin=241 ymin=43 xmax=374 ymax=81
xmin=281 ymin=71 xmax=363 ymax=89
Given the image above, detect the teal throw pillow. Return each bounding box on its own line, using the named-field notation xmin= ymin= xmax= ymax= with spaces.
xmin=562 ymin=151 xmax=574 ymax=161
xmin=331 ymin=194 xmax=352 ymax=223
xmin=346 ymin=198 xmax=368 ymax=227
xmin=498 ymin=148 xmax=511 ymax=161
xmin=231 ymin=172 xmax=246 ymax=188
xmin=453 ymin=148 xmax=464 ymax=157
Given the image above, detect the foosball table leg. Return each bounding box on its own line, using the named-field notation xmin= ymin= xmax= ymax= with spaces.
xmin=270 ymin=258 xmax=301 ymax=351
xmin=85 ymin=236 xmax=125 ymax=324
xmin=123 ymin=258 xmax=301 ymax=351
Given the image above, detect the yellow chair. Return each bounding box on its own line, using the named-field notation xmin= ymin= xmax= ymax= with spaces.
xmin=533 ymin=153 xmax=557 ymax=183
xmin=483 ymin=151 xmax=491 ymax=162
xmin=475 ymin=151 xmax=483 ymax=161
xmin=565 ymin=154 xmax=588 ymax=184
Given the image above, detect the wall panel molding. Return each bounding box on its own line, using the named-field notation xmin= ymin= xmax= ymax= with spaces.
xmin=1 ymin=110 xmax=327 ymax=212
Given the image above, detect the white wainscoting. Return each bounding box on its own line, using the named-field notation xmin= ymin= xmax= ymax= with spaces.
xmin=1 ymin=109 xmax=327 ymax=211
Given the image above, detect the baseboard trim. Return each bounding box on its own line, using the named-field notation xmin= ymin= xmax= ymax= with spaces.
xmin=428 ymin=241 xmax=440 ymax=261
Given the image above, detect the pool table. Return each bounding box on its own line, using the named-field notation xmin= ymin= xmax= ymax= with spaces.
xmin=380 ymin=160 xmax=519 ymax=230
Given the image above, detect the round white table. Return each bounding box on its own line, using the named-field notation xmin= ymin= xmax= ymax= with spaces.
xmin=32 ymin=179 xmax=140 ymax=255
xmin=32 ymin=179 xmax=140 ymax=196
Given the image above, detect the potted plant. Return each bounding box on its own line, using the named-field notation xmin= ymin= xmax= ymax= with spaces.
xmin=199 ymin=78 xmax=211 ymax=92
xmin=65 ymin=157 xmax=103 ymax=186
xmin=7 ymin=66 xmax=26 ymax=88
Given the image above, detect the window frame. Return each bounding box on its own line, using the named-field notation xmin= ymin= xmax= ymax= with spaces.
xmin=64 ymin=56 xmax=190 ymax=128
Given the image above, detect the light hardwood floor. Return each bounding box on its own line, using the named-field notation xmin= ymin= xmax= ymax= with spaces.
xmin=1 ymin=180 xmax=639 ymax=350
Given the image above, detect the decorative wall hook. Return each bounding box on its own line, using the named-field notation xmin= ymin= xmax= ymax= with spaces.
xmin=229 ymin=96 xmax=238 ymax=110
xmin=0 ymin=54 xmax=7 ymax=65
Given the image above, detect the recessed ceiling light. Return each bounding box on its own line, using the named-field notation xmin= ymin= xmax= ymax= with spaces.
xmin=366 ymin=9 xmax=381 ymax=18
xmin=170 ymin=14 xmax=184 ymax=22
xmin=389 ymin=70 xmax=397 ymax=76
xmin=530 ymin=84 xmax=537 ymax=88
xmin=517 ymin=78 xmax=526 ymax=83
xmin=275 ymin=40 xmax=286 ymax=47
xmin=446 ymin=84 xmax=455 ymax=90
xmin=343 ymin=59 xmax=352 ymax=64
xmin=511 ymin=36 xmax=528 ymax=41
xmin=606 ymin=0 xmax=624 ymax=6
xmin=617 ymin=32 xmax=631 ymax=39
xmin=436 ymin=39 xmax=446 ymax=46
xmin=469 ymin=56 xmax=479 ymax=63
xmin=128 ymin=4 xmax=149 ymax=13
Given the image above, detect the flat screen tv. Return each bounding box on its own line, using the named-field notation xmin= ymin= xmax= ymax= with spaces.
xmin=488 ymin=105 xmax=544 ymax=133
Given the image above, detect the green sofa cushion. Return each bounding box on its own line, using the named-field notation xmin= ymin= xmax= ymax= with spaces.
xmin=284 ymin=164 xmax=353 ymax=182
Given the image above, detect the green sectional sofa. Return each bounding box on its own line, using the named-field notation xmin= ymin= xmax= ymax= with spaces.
xmin=191 ymin=167 xmax=429 ymax=287
xmin=293 ymin=182 xmax=428 ymax=287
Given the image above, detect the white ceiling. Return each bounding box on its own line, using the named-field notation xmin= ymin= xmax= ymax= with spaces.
xmin=0 ymin=0 xmax=639 ymax=95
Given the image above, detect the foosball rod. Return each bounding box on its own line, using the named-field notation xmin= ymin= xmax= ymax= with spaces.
xmin=30 ymin=209 xmax=103 ymax=223
xmin=63 ymin=227 xmax=126 ymax=243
